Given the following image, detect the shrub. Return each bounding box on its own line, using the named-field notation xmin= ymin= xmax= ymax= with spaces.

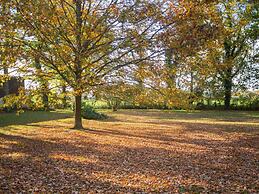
xmin=81 ymin=105 xmax=107 ymax=120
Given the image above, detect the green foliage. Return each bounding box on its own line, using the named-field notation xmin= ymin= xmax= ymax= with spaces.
xmin=81 ymin=105 xmax=107 ymax=120
xmin=232 ymin=91 xmax=259 ymax=110
xmin=193 ymin=91 xmax=259 ymax=111
xmin=2 ymin=88 xmax=29 ymax=114
xmin=82 ymin=100 xmax=109 ymax=109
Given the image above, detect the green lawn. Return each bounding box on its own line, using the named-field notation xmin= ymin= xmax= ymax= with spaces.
xmin=1 ymin=109 xmax=258 ymax=127
xmin=0 ymin=110 xmax=73 ymax=127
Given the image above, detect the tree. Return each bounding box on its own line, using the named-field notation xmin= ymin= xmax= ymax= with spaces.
xmin=153 ymin=0 xmax=222 ymax=108
xmin=209 ymin=0 xmax=258 ymax=109
xmin=13 ymin=0 xmax=165 ymax=129
xmin=33 ymin=55 xmax=50 ymax=110
xmin=0 ymin=0 xmax=16 ymax=87
xmin=94 ymin=81 xmax=136 ymax=111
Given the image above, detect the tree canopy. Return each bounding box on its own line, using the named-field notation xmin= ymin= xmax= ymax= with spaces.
xmin=0 ymin=0 xmax=258 ymax=128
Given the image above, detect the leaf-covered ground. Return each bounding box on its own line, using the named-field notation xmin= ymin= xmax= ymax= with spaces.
xmin=0 ymin=110 xmax=258 ymax=193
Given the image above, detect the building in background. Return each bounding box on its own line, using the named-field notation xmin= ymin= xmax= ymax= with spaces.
xmin=0 ymin=77 xmax=24 ymax=98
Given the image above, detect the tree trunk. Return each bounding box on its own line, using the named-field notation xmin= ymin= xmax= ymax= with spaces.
xmin=207 ymin=98 xmax=211 ymax=106
xmin=165 ymin=48 xmax=176 ymax=87
xmin=62 ymin=84 xmax=68 ymax=109
xmin=112 ymin=105 xmax=118 ymax=112
xmin=223 ymin=41 xmax=234 ymax=110
xmin=35 ymin=56 xmax=49 ymax=110
xmin=42 ymin=90 xmax=49 ymax=110
xmin=3 ymin=67 xmax=9 ymax=96
xmin=42 ymin=78 xmax=49 ymax=111
xmin=72 ymin=0 xmax=83 ymax=129
xmin=73 ymin=95 xmax=83 ymax=129
xmin=223 ymin=75 xmax=232 ymax=110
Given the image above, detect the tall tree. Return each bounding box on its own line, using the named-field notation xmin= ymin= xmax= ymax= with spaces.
xmin=0 ymin=1 xmax=12 ymax=87
xmin=34 ymin=55 xmax=50 ymax=110
xmin=178 ymin=0 xmax=258 ymax=109
xmin=212 ymin=0 xmax=257 ymax=109
xmin=156 ymin=0 xmax=221 ymax=107
xmin=13 ymin=0 xmax=165 ymax=129
xmin=0 ymin=0 xmax=23 ymax=87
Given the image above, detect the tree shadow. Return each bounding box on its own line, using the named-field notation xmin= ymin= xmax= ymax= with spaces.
xmin=0 ymin=133 xmax=151 ymax=192
xmin=0 ymin=131 xmax=258 ymax=193
xmin=0 ymin=133 xmax=259 ymax=193
xmin=0 ymin=111 xmax=73 ymax=127
xmin=0 ymin=110 xmax=258 ymax=192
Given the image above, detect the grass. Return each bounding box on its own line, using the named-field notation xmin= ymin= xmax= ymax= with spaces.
xmin=0 ymin=109 xmax=258 ymax=193
xmin=0 ymin=110 xmax=73 ymax=128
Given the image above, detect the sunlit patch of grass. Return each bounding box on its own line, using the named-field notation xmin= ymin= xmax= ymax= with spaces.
xmin=108 ymin=110 xmax=259 ymax=128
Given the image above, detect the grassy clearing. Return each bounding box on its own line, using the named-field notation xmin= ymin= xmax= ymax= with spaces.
xmin=0 ymin=110 xmax=258 ymax=193
xmin=108 ymin=110 xmax=259 ymax=127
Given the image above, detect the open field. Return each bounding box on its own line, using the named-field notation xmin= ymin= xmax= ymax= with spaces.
xmin=0 ymin=110 xmax=258 ymax=193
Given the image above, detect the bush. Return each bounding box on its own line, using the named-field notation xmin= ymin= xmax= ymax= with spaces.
xmin=81 ymin=105 xmax=107 ymax=120
xmin=82 ymin=100 xmax=109 ymax=109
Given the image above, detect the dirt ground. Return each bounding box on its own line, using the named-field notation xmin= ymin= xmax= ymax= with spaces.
xmin=0 ymin=110 xmax=258 ymax=193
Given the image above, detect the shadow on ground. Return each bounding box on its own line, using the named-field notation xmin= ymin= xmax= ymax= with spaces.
xmin=0 ymin=111 xmax=73 ymax=127
xmin=0 ymin=110 xmax=258 ymax=192
xmin=0 ymin=130 xmax=258 ymax=193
